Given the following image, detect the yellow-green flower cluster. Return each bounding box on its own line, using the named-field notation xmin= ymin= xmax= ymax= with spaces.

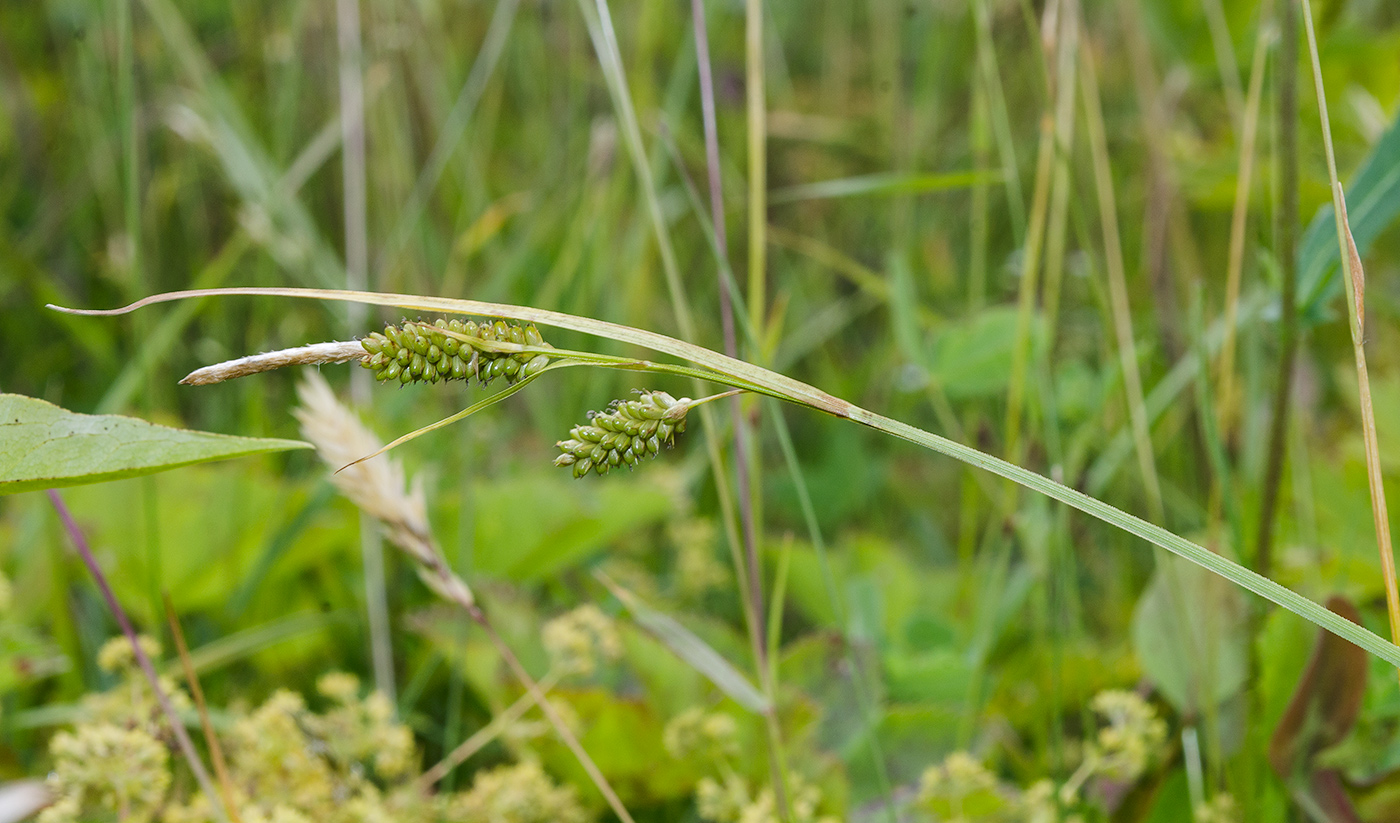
xmin=1195 ymin=794 xmax=1240 ymax=823
xmin=359 ymin=318 xmax=551 ymax=386
xmin=445 ymin=761 xmax=590 ymax=823
xmin=917 ymin=751 xmax=1015 ymax=822
xmin=663 ymin=707 xmax=739 ymax=762
xmin=1085 ymin=690 xmax=1167 ymax=782
xmin=309 ymin=672 xmax=416 ymax=780
xmin=84 ymin=635 xmax=191 ymax=737
xmin=695 ymin=774 xmax=837 ymax=823
xmin=96 ymin=634 xmax=162 ymax=674
xmin=554 ymin=390 xmax=690 ymax=477
xmin=39 ymin=723 xmax=171 ymax=823
xmin=542 ymin=604 xmax=623 ymax=677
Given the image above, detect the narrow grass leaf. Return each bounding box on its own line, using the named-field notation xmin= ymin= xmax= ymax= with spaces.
xmin=1297 ymin=107 xmax=1400 ymax=322
xmin=769 ymin=171 xmax=991 ymax=205
xmin=49 ymin=288 xmax=1400 ymax=668
xmin=596 ymin=571 xmax=770 ymax=713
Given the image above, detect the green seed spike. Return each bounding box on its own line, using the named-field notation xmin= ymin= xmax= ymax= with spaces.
xmin=554 ymin=390 xmax=690 ymax=478
xmin=358 ymin=318 xmax=552 ymax=388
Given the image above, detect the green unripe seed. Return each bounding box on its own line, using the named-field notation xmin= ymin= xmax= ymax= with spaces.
xmin=574 ymin=458 xmax=593 ymax=478
xmin=399 ymin=367 xmax=414 ymax=385
xmin=396 ymin=347 xmax=411 ymax=366
xmin=450 ymin=356 xmax=469 ymax=380
xmin=409 ymin=353 xmax=426 ymax=376
xmin=382 ymin=361 xmax=402 ymax=381
xmin=427 ymin=344 xmax=443 ymax=362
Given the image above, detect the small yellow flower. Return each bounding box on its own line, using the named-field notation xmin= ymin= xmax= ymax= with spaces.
xmin=41 ymin=723 xmax=170 ymax=823
xmin=542 ymin=604 xmax=623 ymax=677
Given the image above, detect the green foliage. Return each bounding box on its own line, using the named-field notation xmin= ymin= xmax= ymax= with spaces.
xmin=6 ymin=0 xmax=1400 ymax=820
xmin=0 ymin=394 xmax=308 ymax=496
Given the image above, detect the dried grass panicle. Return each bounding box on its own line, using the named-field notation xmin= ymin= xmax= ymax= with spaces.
xmin=554 ymin=390 xmax=690 ymax=478
xmin=293 ymin=373 xmax=473 ymax=607
xmin=360 ymin=318 xmax=552 ymax=387
xmin=181 ymin=341 xmax=367 ymax=386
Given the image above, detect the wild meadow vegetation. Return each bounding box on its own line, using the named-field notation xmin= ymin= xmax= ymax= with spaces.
xmin=3 ymin=0 xmax=1400 ymax=820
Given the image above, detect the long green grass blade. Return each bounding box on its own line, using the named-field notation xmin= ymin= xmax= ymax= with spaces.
xmin=50 ymin=287 xmax=1400 ymax=667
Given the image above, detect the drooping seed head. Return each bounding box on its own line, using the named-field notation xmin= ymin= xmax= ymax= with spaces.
xmin=555 ymin=390 xmax=690 ymax=478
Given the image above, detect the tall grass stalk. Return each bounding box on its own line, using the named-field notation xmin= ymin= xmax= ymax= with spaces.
xmin=972 ymin=0 xmax=1027 ymax=244
xmin=293 ymin=374 xmax=637 ymax=823
xmin=1299 ymin=0 xmax=1400 ymax=671
xmin=163 ymin=595 xmax=241 ymax=823
xmin=1255 ymin=0 xmax=1299 ymax=584
xmin=662 ymin=126 xmax=898 ymax=818
xmin=1079 ymin=36 xmax=1165 ymax=524
xmin=336 ymin=0 xmax=395 ymax=706
xmin=1216 ymin=3 xmax=1273 ymax=455
xmin=579 ymin=0 xmax=791 ymax=811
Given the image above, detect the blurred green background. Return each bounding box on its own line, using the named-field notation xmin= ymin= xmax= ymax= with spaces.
xmin=4 ymin=0 xmax=1400 ymax=819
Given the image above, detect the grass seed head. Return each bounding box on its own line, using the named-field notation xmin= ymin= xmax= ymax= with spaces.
xmin=554 ymin=390 xmax=690 ymax=477
xmin=360 ymin=318 xmax=552 ymax=388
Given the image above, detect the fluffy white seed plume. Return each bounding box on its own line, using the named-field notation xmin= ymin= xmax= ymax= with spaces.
xmin=293 ymin=372 xmax=472 ymax=606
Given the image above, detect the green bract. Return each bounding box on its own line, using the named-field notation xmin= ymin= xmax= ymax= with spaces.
xmin=359 ymin=318 xmax=552 ymax=387
xmin=554 ymin=391 xmax=689 ymax=478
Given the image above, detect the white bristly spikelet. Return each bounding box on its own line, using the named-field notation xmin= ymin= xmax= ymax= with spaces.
xmin=293 ymin=372 xmax=473 ymax=607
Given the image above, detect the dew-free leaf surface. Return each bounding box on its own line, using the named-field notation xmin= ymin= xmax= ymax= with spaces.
xmin=0 ymin=393 xmax=309 ymax=495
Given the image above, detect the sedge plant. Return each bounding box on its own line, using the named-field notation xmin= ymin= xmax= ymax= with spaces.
xmin=48 ymin=286 xmax=1400 ymax=680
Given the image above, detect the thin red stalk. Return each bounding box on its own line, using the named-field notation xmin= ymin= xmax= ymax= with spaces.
xmin=47 ymin=490 xmax=228 ymax=823
xmin=692 ymin=3 xmax=785 ymax=815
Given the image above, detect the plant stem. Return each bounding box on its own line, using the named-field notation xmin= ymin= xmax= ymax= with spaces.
xmin=1079 ymin=35 xmax=1165 ymax=524
xmin=1299 ymin=0 xmax=1400 ymax=673
xmin=164 ymin=594 xmax=241 ymax=823
xmin=419 ymin=669 xmax=563 ymax=790
xmin=1216 ymin=0 xmax=1272 ymax=447
xmin=1256 ymin=0 xmax=1297 ymax=589
xmin=468 ymin=604 xmax=636 ymax=823
xmin=47 ymin=490 xmax=229 ymax=823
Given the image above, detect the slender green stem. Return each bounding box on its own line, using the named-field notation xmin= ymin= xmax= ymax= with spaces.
xmin=1299 ymin=0 xmax=1400 ymax=666
xmin=1080 ymin=37 xmax=1165 ymax=524
xmin=1256 ymin=0 xmax=1297 ymax=589
xmin=1216 ymin=1 xmax=1273 ymax=451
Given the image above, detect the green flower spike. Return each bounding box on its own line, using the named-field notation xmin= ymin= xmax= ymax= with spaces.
xmin=358 ymin=318 xmax=552 ymax=387
xmin=554 ymin=390 xmax=690 ymax=478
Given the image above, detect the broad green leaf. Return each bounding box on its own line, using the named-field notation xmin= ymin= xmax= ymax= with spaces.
xmin=0 ymin=393 xmax=309 ymax=495
xmin=1299 ymin=107 xmax=1400 ymax=323
xmin=596 ymin=571 xmax=769 ymax=713
xmin=1132 ymin=557 xmax=1249 ymax=715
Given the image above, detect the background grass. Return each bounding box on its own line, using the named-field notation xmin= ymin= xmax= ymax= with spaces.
xmin=4 ymin=0 xmax=1400 ymax=819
